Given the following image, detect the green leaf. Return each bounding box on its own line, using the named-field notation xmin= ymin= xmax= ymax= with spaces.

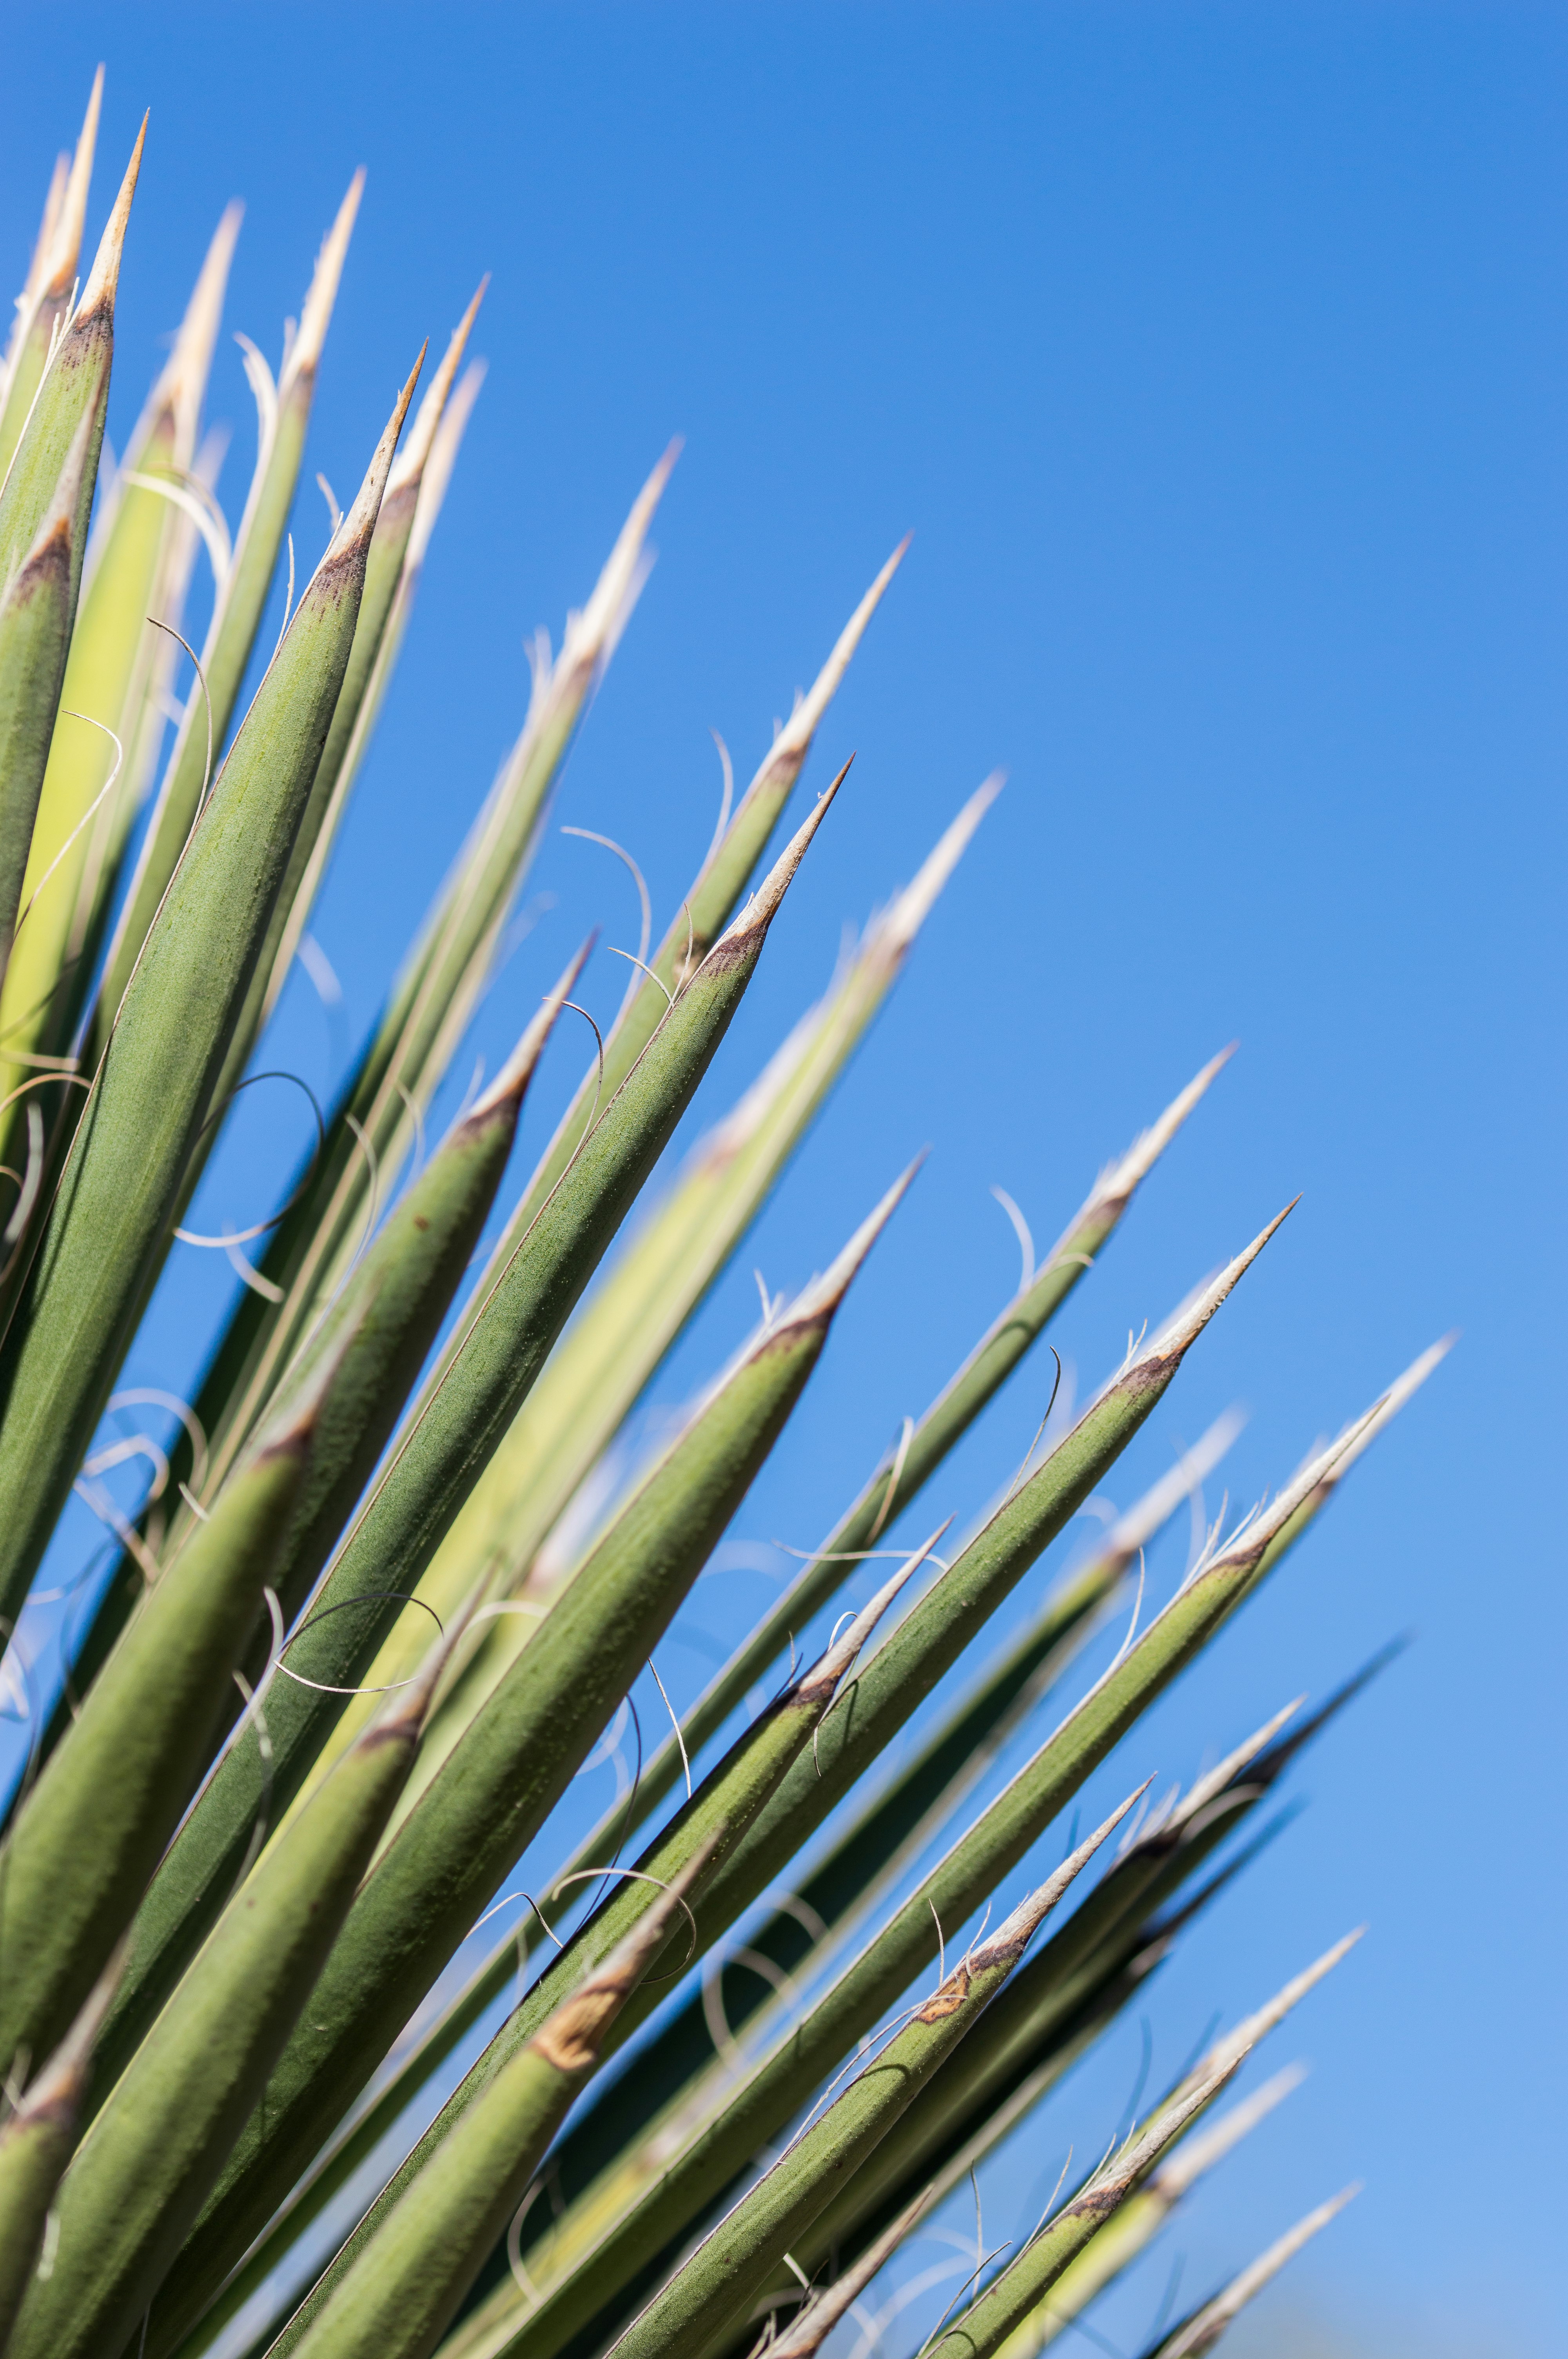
xmin=87 ymin=174 xmax=365 ymax=1050
xmin=758 ymin=2184 xmax=936 ymax=2359
xmin=259 ymin=1550 xmax=931 ymax=2359
xmin=0 ymin=1395 xmax=311 ymax=2083
xmin=0 ymin=1944 xmax=123 ymax=2347
xmin=0 ymin=71 xmax=102 ymax=484
xmin=606 ymin=1830 xmax=1136 ymax=2359
xmin=916 ymin=2062 xmax=1242 ymax=2359
xmin=463 ymin=1789 xmax=1146 ymax=2359
xmin=211 ymin=282 xmax=488 ymax=1113
xmin=0 ymin=114 xmax=140 ymax=666
xmin=987 ymin=2067 xmax=1305 ymax=2358
xmin=611 ymin=1054 xmax=1234 ymax=1864
xmin=0 ymin=387 xmax=101 ymax=971
xmin=149 ymin=1174 xmax=907 ymax=2348
xmin=0 ymin=358 xmax=421 ymax=1636
xmin=258 ymin=321 xmax=488 ymax=1030
xmin=763 ymin=1710 xmax=1319 ymax=2312
xmin=279 ymin=1859 xmax=713 ymax=2359
xmin=25 ymin=339 xmax=489 ymax=1756
xmin=0 ymin=201 xmax=238 ymax=1110
xmin=87 ymin=953 xmax=587 ymax=2092
xmin=5 ymin=1625 xmax=456 ymax=2359
xmin=536 ymin=1221 xmax=1286 ymax=2208
xmin=349 ymin=777 xmax=1000 ymax=1794
xmin=621 ymin=1407 xmax=1244 ymax=2065
xmin=508 ymin=541 xmax=908 ymax=1243
xmin=214 ymin=1389 xmax=1241 ymax=2350
xmin=131 ymin=780 xmax=843 ymax=2030
xmin=178 ymin=445 xmax=678 ymax=1516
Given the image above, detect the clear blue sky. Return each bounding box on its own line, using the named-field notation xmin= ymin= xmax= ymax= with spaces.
xmin=4 ymin=7 xmax=1561 ymax=2353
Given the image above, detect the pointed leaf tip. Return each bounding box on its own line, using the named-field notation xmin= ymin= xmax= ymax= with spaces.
xmin=1156 ymin=2185 xmax=1359 ymax=2355
xmin=767 ymin=2184 xmax=935 ymax=2359
xmin=252 ymin=1293 xmax=379 ymax=1466
xmin=1154 ymin=2062 xmax=1308 ymax=2201
xmin=567 ymin=441 xmax=681 ymax=668
xmin=714 ymin=754 xmax=852 ymax=951
xmin=1138 ymin=1199 xmax=1296 ymax=1373
xmin=1320 ymin=1331 xmax=1456 ymax=1489
xmin=976 ymin=1777 xmax=1156 ymax=1966
xmin=1199 ymin=1379 xmax=1390 ymax=1581
xmin=41 ymin=66 xmax=103 ymax=299
xmin=390 ymin=275 xmax=489 ymax=491
xmin=76 ymin=113 xmax=147 ymax=317
xmin=326 ymin=346 xmax=426 ymax=561
xmin=1105 ymin=1408 xmax=1247 ymax=1560
xmin=880 ymin=771 xmax=1002 ymax=952
xmin=1175 ymin=1696 xmax=1305 ymax=1822
xmin=367 ymin=1579 xmax=488 ymax=1745
xmin=800 ymin=1519 xmax=952 ymax=1696
xmin=1093 ymin=1043 xmax=1238 ymax=1213
xmin=1194 ymin=1929 xmax=1364 ymax=2086
xmin=785 ymin=1154 xmax=925 ymax=1326
xmin=469 ymin=934 xmax=597 ymax=1118
xmin=284 ymin=168 xmax=365 ymax=387
xmin=769 ymin=538 xmax=911 ymax=763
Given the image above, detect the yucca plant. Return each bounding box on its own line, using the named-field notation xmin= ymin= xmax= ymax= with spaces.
xmin=0 ymin=77 xmax=1445 ymax=2359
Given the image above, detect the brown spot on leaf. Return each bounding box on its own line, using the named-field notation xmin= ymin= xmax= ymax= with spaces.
xmin=532 ymin=1974 xmax=633 ymax=2075
xmin=916 ymin=1962 xmax=972 ymax=2023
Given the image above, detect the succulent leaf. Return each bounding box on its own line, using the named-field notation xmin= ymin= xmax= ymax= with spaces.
xmin=149 ymin=1174 xmax=907 ymax=2343
xmin=0 ymin=359 xmax=422 ymax=1632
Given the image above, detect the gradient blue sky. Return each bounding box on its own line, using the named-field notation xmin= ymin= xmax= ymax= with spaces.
xmin=4 ymin=8 xmax=1561 ymax=2353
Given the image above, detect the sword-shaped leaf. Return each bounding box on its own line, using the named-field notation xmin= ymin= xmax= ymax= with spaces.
xmin=655 ymin=1408 xmax=1245 ymax=2057
xmin=0 ymin=387 xmax=102 ymax=972
xmin=262 ymin=1562 xmax=923 ymax=2359
xmin=220 ymin=1390 xmax=1232 ymax=2356
xmin=347 ymin=779 xmax=1000 ymax=1790
xmin=0 ymin=1944 xmax=123 ymax=2346
xmin=0 ymin=202 xmax=239 ymax=1114
xmin=283 ymin=1855 xmax=715 ymax=2359
xmin=916 ymin=2061 xmax=1245 ymax=2359
xmin=608 ymin=1839 xmax=1137 ymax=2359
xmin=0 ymin=1366 xmax=324 ymax=2082
xmin=89 ymin=173 xmax=364 ymax=1042
xmin=856 ymin=1938 xmax=1357 ymax=2359
xmin=459 ymin=1786 xmax=1146 ymax=2359
xmin=179 ymin=445 xmax=677 ymax=1510
xmin=467 ymin=1332 xmax=1360 ymax=2353
xmin=0 ymin=360 xmax=422 ymax=1633
xmin=990 ymin=2068 xmax=1305 ymax=2357
xmin=720 ymin=1704 xmax=1304 ymax=2320
xmin=5 ymin=1618 xmax=463 ymax=2359
xmin=31 ymin=341 xmax=492 ymax=1751
xmin=89 ymin=952 xmax=587 ymax=2089
xmin=260 ymin=341 xmax=488 ymax=1025
xmin=217 ymin=281 xmax=488 ymax=1090
xmin=584 ymin=1060 xmax=1236 ymax=1877
xmin=151 ymin=1176 xmax=910 ymax=2344
xmin=510 ymin=542 xmax=908 ymax=1239
xmin=0 ymin=116 xmax=140 ymax=603
xmin=798 ymin=1859 xmax=1351 ymax=2337
xmin=129 ymin=781 xmax=843 ymax=2019
xmin=760 ymin=2185 xmax=936 ymax=2359
xmin=0 ymin=69 xmax=103 ymax=481
xmin=536 ymin=1222 xmax=1287 ymax=2191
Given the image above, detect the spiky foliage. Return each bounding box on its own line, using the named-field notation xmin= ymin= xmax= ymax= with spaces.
xmin=0 ymin=80 xmax=1441 ymax=2359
